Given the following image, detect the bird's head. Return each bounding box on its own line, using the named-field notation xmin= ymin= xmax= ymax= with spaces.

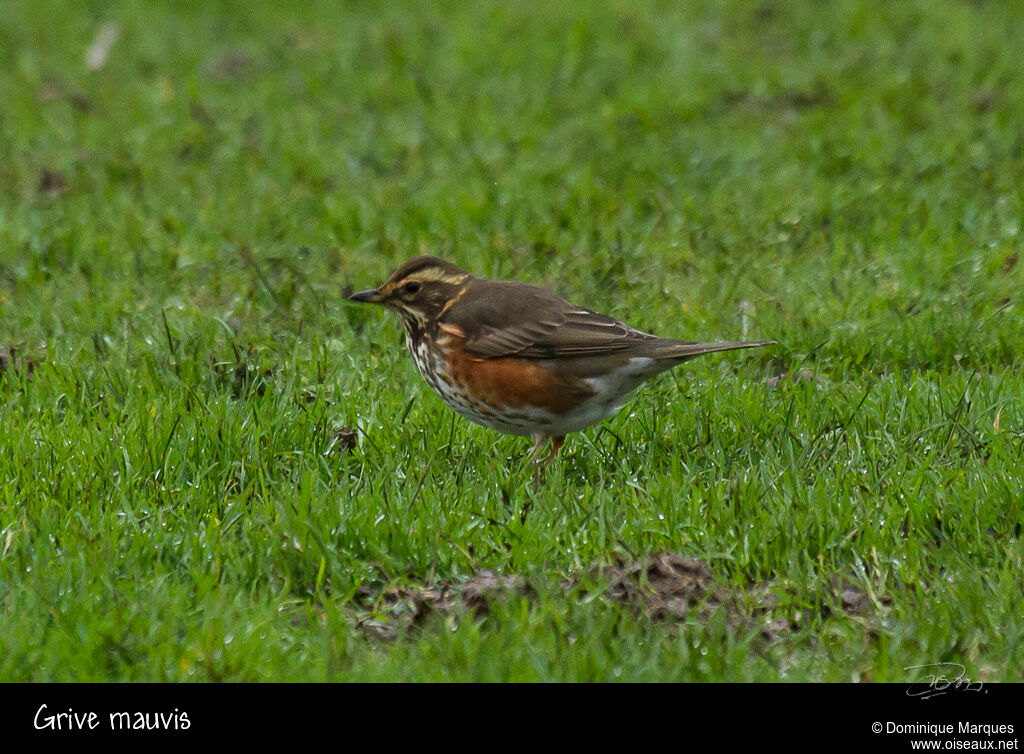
xmin=348 ymin=256 xmax=472 ymax=331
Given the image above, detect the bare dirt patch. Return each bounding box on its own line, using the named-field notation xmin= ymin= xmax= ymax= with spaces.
xmin=203 ymin=50 xmax=256 ymax=80
xmin=348 ymin=553 xmax=890 ymax=643
xmin=355 ymin=570 xmax=529 ymax=641
xmin=328 ymin=427 xmax=357 ymax=456
xmin=828 ymin=574 xmax=891 ymax=616
xmin=38 ymin=169 xmax=69 ymax=199
xmin=571 ymin=552 xmax=790 ymax=640
xmin=0 ymin=345 xmax=40 ymax=380
xmin=763 ymin=369 xmax=820 ymax=388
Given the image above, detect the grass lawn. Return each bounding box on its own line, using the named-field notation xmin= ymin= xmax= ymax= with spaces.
xmin=1 ymin=0 xmax=1022 ymax=682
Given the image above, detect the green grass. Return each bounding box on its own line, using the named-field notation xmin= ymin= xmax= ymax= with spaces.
xmin=1 ymin=0 xmax=1022 ymax=681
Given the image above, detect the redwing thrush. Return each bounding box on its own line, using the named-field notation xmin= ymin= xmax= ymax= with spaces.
xmin=350 ymin=256 xmax=773 ymax=481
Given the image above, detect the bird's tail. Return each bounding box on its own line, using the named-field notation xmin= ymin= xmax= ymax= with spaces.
xmin=651 ymin=339 xmax=776 ymax=361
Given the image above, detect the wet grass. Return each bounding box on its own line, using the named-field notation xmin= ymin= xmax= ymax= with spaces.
xmin=0 ymin=0 xmax=1022 ymax=681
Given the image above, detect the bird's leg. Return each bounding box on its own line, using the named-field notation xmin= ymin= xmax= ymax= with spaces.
xmin=542 ymin=435 xmax=565 ymax=468
xmin=529 ymin=434 xmax=566 ymax=492
xmin=527 ymin=433 xmax=547 ymax=464
xmin=528 ymin=433 xmax=548 ymax=492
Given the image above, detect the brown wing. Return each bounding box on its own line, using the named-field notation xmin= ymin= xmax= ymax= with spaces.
xmin=444 ymin=279 xmax=661 ymax=359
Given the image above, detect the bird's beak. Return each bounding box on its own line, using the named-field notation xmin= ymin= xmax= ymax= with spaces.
xmin=348 ymin=288 xmax=384 ymax=304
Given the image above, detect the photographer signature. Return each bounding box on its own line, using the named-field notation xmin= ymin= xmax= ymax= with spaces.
xmin=904 ymin=663 xmax=985 ymax=700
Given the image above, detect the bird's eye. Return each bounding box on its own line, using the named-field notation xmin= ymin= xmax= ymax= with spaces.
xmin=402 ymin=281 xmax=421 ymax=295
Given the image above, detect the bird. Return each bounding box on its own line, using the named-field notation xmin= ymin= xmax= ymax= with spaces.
xmin=349 ymin=256 xmax=774 ymax=485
